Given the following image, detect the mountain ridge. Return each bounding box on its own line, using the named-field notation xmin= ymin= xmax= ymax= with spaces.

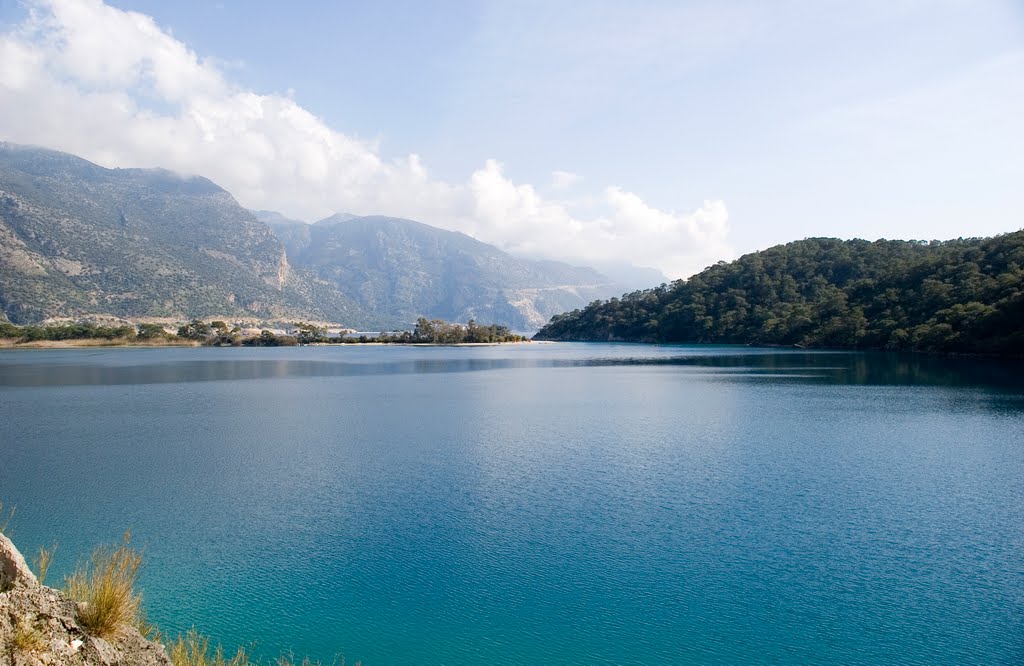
xmin=0 ymin=143 xmax=624 ymax=330
xmin=0 ymin=143 xmax=373 ymax=326
xmin=262 ymin=212 xmax=622 ymax=330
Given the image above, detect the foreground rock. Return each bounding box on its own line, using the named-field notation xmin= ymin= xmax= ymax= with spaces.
xmin=0 ymin=532 xmax=170 ymax=666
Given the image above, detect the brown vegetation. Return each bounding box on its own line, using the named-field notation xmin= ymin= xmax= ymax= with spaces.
xmin=1 ymin=526 xmax=353 ymax=665
xmin=63 ymin=532 xmax=143 ymax=639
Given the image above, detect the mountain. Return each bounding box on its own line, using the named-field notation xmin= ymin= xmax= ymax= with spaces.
xmin=263 ymin=213 xmax=621 ymax=330
xmin=535 ymin=234 xmax=1024 ymax=355
xmin=0 ymin=143 xmax=370 ymax=325
xmin=579 ymin=260 xmax=669 ymax=292
xmin=0 ymin=143 xmax=619 ymax=330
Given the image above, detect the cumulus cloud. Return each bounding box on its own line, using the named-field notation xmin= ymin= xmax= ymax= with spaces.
xmin=0 ymin=0 xmax=733 ymax=278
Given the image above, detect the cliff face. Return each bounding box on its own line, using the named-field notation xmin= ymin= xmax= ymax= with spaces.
xmin=265 ymin=214 xmax=622 ymax=330
xmin=0 ymin=143 xmax=370 ymax=326
xmin=0 ymin=532 xmax=170 ymax=666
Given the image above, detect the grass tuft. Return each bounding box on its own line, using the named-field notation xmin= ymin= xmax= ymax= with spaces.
xmin=275 ymin=650 xmax=353 ymax=666
xmin=33 ymin=543 xmax=56 ymax=586
xmin=12 ymin=617 xmax=47 ymax=654
xmin=64 ymin=531 xmax=143 ymax=638
xmin=170 ymin=628 xmax=253 ymax=666
xmin=168 ymin=630 xmax=348 ymax=666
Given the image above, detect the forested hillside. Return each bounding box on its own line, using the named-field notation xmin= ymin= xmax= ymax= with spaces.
xmin=534 ymin=233 xmax=1024 ymax=355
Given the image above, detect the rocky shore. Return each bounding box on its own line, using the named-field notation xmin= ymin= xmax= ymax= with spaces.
xmin=0 ymin=532 xmax=170 ymax=666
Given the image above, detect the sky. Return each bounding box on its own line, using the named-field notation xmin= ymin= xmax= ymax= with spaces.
xmin=0 ymin=0 xmax=1021 ymax=280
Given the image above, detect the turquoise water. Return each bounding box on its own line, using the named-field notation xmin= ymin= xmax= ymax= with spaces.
xmin=1 ymin=344 xmax=1022 ymax=664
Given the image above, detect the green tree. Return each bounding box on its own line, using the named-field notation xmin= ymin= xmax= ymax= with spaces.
xmin=294 ymin=322 xmax=326 ymax=344
xmin=177 ymin=319 xmax=211 ymax=340
xmin=0 ymin=322 xmax=23 ymax=338
xmin=136 ymin=323 xmax=167 ymax=339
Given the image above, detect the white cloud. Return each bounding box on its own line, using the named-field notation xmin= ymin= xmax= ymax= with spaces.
xmin=0 ymin=0 xmax=733 ymax=279
xmin=550 ymin=170 xmax=582 ymax=190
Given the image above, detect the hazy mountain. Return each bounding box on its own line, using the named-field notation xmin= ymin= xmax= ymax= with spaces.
xmin=253 ymin=210 xmax=311 ymax=260
xmin=314 ymin=212 xmax=359 ymax=226
xmin=252 ymin=209 xmax=305 ymax=227
xmin=584 ymin=260 xmax=669 ymax=292
xmin=0 ymin=143 xmax=371 ymax=325
xmin=263 ymin=213 xmax=621 ymax=330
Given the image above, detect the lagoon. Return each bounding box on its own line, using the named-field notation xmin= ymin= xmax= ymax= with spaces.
xmin=1 ymin=344 xmax=1022 ymax=663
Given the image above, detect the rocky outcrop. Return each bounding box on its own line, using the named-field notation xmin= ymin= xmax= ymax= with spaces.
xmin=0 ymin=533 xmax=37 ymax=591
xmin=0 ymin=532 xmax=171 ymax=666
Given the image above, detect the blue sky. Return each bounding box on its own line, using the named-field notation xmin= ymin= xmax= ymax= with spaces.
xmin=0 ymin=0 xmax=1021 ymax=279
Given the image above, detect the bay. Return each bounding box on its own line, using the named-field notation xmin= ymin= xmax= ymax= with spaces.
xmin=1 ymin=344 xmax=1022 ymax=664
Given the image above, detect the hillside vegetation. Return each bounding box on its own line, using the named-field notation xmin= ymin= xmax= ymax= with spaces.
xmin=0 ymin=143 xmax=369 ymax=326
xmin=534 ymin=233 xmax=1024 ymax=355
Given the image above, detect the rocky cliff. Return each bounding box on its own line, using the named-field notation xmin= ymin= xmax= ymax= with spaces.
xmin=0 ymin=143 xmax=370 ymax=326
xmin=0 ymin=532 xmax=170 ymax=666
xmin=265 ymin=213 xmax=622 ymax=330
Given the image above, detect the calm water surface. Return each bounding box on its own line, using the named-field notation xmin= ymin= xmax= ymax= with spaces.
xmin=1 ymin=344 xmax=1022 ymax=664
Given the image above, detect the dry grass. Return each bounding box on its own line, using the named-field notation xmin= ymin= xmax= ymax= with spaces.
xmin=5 ymin=523 xmax=352 ymax=665
xmin=12 ymin=617 xmax=47 ymax=654
xmin=170 ymin=629 xmax=254 ymax=666
xmin=168 ymin=629 xmax=349 ymax=666
xmin=33 ymin=543 xmax=56 ymax=586
xmin=136 ymin=609 xmax=163 ymax=644
xmin=64 ymin=531 xmax=143 ymax=638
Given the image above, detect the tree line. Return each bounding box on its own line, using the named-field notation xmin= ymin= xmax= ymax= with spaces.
xmin=534 ymin=232 xmax=1024 ymax=355
xmin=284 ymin=318 xmax=526 ymax=344
xmin=0 ymin=317 xmax=526 ymax=346
xmin=0 ymin=321 xmax=139 ymax=341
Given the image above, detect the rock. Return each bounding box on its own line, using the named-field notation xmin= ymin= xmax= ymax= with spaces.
xmin=0 ymin=533 xmax=171 ymax=665
xmin=0 ymin=531 xmax=38 ymax=589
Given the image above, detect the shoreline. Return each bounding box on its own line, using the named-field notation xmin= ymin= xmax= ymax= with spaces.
xmin=0 ymin=338 xmax=534 ymax=349
xmin=0 ymin=338 xmax=201 ymax=349
xmin=2 ymin=338 xmax=1020 ymax=358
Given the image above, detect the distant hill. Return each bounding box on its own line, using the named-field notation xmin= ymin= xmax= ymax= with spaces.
xmin=534 ymin=234 xmax=1024 ymax=355
xmin=263 ymin=213 xmax=621 ymax=330
xmin=579 ymin=260 xmax=669 ymax=293
xmin=0 ymin=143 xmax=370 ymax=325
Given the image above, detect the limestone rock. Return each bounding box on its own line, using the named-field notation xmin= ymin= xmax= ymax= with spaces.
xmin=0 ymin=533 xmax=171 ymax=666
xmin=0 ymin=531 xmax=37 ymax=589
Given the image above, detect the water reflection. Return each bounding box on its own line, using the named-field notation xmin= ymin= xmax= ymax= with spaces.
xmin=1 ymin=347 xmax=1022 ymax=395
